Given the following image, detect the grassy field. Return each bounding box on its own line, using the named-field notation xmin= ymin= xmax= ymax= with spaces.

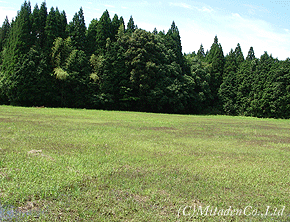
xmin=0 ymin=105 xmax=289 ymax=221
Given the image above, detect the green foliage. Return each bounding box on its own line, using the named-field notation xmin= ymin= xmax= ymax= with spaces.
xmin=86 ymin=18 xmax=98 ymax=55
xmin=165 ymin=21 xmax=183 ymax=68
xmin=45 ymin=7 xmax=67 ymax=53
xmin=67 ymin=7 xmax=86 ymax=51
xmin=197 ymin=44 xmax=205 ymax=60
xmin=234 ymin=43 xmax=244 ymax=66
xmin=89 ymin=54 xmax=104 ymax=83
xmin=126 ymin=16 xmax=136 ymax=34
xmin=0 ymin=2 xmax=289 ymax=119
xmin=0 ymin=17 xmax=10 ymax=53
xmin=246 ymin=46 xmax=255 ymax=61
xmin=111 ymin=14 xmax=123 ymax=41
xmin=185 ymin=54 xmax=212 ymax=113
xmin=1 ymin=47 xmax=55 ymax=106
xmin=206 ymin=35 xmax=225 ymax=112
xmin=51 ymin=37 xmax=73 ymax=67
xmin=1 ymin=1 xmax=33 ymax=75
xmin=53 ymin=67 xmax=69 ymax=80
xmin=95 ymin=10 xmax=112 ymax=55
xmin=51 ymin=37 xmax=89 ymax=107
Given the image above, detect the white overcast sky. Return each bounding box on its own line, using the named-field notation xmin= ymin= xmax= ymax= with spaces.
xmin=1 ymin=0 xmax=290 ymax=60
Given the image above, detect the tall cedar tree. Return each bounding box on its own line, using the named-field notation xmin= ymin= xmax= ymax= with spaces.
xmin=45 ymin=7 xmax=67 ymax=53
xmin=246 ymin=46 xmax=255 ymax=61
xmin=219 ymin=49 xmax=237 ymax=115
xmin=206 ymin=35 xmax=225 ymax=112
xmin=86 ymin=18 xmax=98 ymax=55
xmin=126 ymin=16 xmax=136 ymax=34
xmin=234 ymin=43 xmax=244 ymax=66
xmin=67 ymin=7 xmax=86 ymax=51
xmin=95 ymin=10 xmax=112 ymax=55
xmin=111 ymin=14 xmax=124 ymax=42
xmin=197 ymin=44 xmax=205 ymax=60
xmin=0 ymin=17 xmax=10 ymax=53
xmin=2 ymin=1 xmax=32 ymax=74
xmin=165 ymin=21 xmax=183 ymax=68
xmin=37 ymin=2 xmax=48 ymax=48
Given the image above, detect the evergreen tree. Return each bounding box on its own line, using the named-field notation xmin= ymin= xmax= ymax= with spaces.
xmin=197 ymin=44 xmax=205 ymax=60
xmin=95 ymin=10 xmax=112 ymax=55
xmin=223 ymin=49 xmax=237 ymax=75
xmin=219 ymin=49 xmax=237 ymax=115
xmin=0 ymin=16 xmax=10 ymax=53
xmin=165 ymin=21 xmax=183 ymax=67
xmin=15 ymin=1 xmax=33 ymax=54
xmin=119 ymin=16 xmax=125 ymax=28
xmin=246 ymin=46 xmax=255 ymax=61
xmin=1 ymin=1 xmax=33 ymax=75
xmin=58 ymin=10 xmax=67 ymax=39
xmin=86 ymin=18 xmax=98 ymax=55
xmin=206 ymin=35 xmax=225 ymax=112
xmin=126 ymin=15 xmax=136 ymax=34
xmin=67 ymin=7 xmax=86 ymax=51
xmin=31 ymin=4 xmax=40 ymax=46
xmin=111 ymin=14 xmax=121 ymax=41
xmin=264 ymin=59 xmax=290 ymax=118
xmin=31 ymin=3 xmax=48 ymax=49
xmin=38 ymin=2 xmax=48 ymax=47
xmin=45 ymin=7 xmax=67 ymax=53
xmin=45 ymin=7 xmax=58 ymax=52
xmin=4 ymin=46 xmax=55 ymax=106
xmin=234 ymin=43 xmax=244 ymax=66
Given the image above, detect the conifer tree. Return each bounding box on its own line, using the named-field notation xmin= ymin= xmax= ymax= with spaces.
xmin=2 ymin=1 xmax=33 ymax=74
xmin=111 ymin=14 xmax=121 ymax=41
xmin=0 ymin=16 xmax=10 ymax=52
xmin=86 ymin=18 xmax=98 ymax=55
xmin=223 ymin=49 xmax=237 ymax=75
xmin=206 ymin=35 xmax=225 ymax=112
xmin=38 ymin=2 xmax=48 ymax=47
xmin=246 ymin=46 xmax=255 ymax=61
xmin=45 ymin=7 xmax=58 ymax=52
xmin=58 ymin=9 xmax=68 ymax=39
xmin=67 ymin=7 xmax=86 ymax=51
xmin=234 ymin=43 xmax=244 ymax=66
xmin=31 ymin=4 xmax=40 ymax=46
xmin=44 ymin=7 xmax=67 ymax=53
xmin=167 ymin=22 xmax=183 ymax=64
xmin=95 ymin=10 xmax=112 ymax=55
xmin=126 ymin=16 xmax=136 ymax=34
xmin=219 ymin=49 xmax=238 ymax=115
xmin=15 ymin=1 xmax=33 ymax=54
xmin=197 ymin=44 xmax=205 ymax=60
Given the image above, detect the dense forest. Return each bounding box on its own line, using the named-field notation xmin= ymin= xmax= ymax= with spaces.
xmin=0 ymin=1 xmax=289 ymax=118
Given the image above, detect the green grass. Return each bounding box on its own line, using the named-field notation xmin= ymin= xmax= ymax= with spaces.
xmin=0 ymin=105 xmax=289 ymax=221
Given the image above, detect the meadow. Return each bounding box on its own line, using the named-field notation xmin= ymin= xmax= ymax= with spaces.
xmin=0 ymin=105 xmax=289 ymax=221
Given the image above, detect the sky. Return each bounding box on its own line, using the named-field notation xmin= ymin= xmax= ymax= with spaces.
xmin=1 ymin=0 xmax=290 ymax=60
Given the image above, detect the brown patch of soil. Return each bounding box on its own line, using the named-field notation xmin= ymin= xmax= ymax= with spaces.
xmin=17 ymin=201 xmax=40 ymax=213
xmin=27 ymin=150 xmax=54 ymax=161
xmin=28 ymin=150 xmax=43 ymax=154
xmin=140 ymin=127 xmax=177 ymax=131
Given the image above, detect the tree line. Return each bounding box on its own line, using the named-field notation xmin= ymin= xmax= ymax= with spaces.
xmin=0 ymin=1 xmax=289 ymax=118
